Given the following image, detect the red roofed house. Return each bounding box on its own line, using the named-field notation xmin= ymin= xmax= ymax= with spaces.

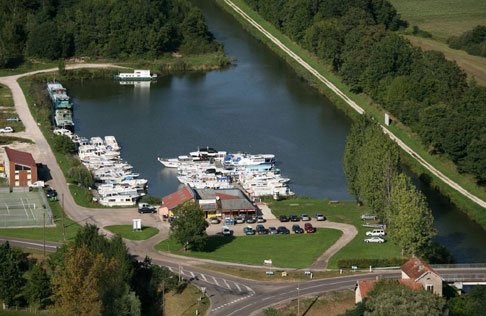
xmin=355 ymin=257 xmax=443 ymax=303
xmin=401 ymin=257 xmax=443 ymax=296
xmin=159 ymin=186 xmax=195 ymax=218
xmin=4 ymin=147 xmax=37 ymax=187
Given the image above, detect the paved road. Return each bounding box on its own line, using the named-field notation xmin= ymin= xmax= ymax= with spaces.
xmin=222 ymin=0 xmax=486 ymax=210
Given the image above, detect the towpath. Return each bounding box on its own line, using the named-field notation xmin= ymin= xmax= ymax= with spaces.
xmin=222 ymin=0 xmax=486 ymax=210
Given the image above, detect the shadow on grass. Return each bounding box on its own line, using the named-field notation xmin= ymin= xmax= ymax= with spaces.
xmin=197 ymin=235 xmax=236 ymax=253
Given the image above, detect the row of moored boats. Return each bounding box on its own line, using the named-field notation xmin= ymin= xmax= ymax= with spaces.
xmin=158 ymin=148 xmax=294 ymax=199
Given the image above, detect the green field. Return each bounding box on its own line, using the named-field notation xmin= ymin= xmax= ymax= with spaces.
xmin=390 ymin=0 xmax=486 ymax=40
xmin=105 ymin=225 xmax=159 ymax=240
xmin=156 ymin=228 xmax=342 ymax=268
xmin=0 ymin=83 xmax=14 ymax=107
xmin=0 ymin=198 xmax=81 ymax=242
xmin=266 ymin=198 xmax=402 ymax=268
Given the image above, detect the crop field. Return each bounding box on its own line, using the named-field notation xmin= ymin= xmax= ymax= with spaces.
xmin=390 ymin=0 xmax=486 ymax=40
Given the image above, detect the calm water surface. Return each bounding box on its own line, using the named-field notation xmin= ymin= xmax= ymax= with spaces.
xmin=67 ymin=0 xmax=486 ymax=262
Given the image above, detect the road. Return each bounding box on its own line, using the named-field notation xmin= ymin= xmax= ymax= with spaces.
xmin=222 ymin=0 xmax=486 ymax=210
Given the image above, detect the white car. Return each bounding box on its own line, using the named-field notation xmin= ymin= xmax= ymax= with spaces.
xmin=256 ymin=216 xmax=266 ymax=223
xmin=29 ymin=181 xmax=45 ymax=188
xmin=366 ymin=229 xmax=386 ymax=237
xmin=316 ymin=213 xmax=326 ymax=221
xmin=0 ymin=127 xmax=13 ymax=133
xmin=222 ymin=226 xmax=233 ymax=236
xmin=364 ymin=237 xmax=385 ymax=243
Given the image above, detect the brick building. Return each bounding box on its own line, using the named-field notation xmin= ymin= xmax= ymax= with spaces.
xmin=4 ymin=147 xmax=38 ymax=187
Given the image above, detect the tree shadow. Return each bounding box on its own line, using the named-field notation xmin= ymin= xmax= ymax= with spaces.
xmin=199 ymin=235 xmax=236 ymax=253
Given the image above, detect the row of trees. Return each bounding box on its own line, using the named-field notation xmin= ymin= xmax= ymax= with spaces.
xmin=0 ymin=225 xmax=179 ymax=315
xmin=448 ymin=25 xmax=486 ymax=57
xmin=343 ymin=117 xmax=436 ymax=256
xmin=0 ymin=0 xmax=221 ymax=67
xmin=244 ymin=0 xmax=486 ymax=186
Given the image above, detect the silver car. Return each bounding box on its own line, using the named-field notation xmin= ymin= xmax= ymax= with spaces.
xmin=364 ymin=237 xmax=385 ymax=243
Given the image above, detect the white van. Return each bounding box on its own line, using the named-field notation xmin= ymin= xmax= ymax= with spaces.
xmin=366 ymin=229 xmax=386 ymax=236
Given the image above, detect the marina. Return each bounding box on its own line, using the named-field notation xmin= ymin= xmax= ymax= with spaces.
xmin=159 ymin=148 xmax=293 ymax=200
xmin=47 ymin=82 xmax=74 ymax=131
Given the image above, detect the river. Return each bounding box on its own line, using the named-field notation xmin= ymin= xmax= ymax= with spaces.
xmin=66 ymin=0 xmax=486 ymax=263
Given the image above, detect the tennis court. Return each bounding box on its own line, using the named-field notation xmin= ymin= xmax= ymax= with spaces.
xmin=0 ymin=191 xmax=53 ymax=228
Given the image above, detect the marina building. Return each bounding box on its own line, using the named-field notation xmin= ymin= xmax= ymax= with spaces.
xmin=195 ymin=188 xmax=256 ymax=218
xmin=4 ymin=147 xmax=38 ymax=187
xmin=159 ymin=186 xmax=196 ymax=217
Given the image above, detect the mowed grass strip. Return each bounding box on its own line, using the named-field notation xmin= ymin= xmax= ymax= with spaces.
xmin=164 ymin=283 xmax=210 ymax=316
xmin=156 ymin=228 xmax=342 ymax=268
xmin=0 ymin=83 xmax=14 ymax=107
xmin=105 ymin=225 xmax=159 ymax=240
xmin=266 ymin=198 xmax=402 ymax=268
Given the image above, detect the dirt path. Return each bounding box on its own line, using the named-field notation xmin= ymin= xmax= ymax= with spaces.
xmin=223 ymin=0 xmax=486 ymax=210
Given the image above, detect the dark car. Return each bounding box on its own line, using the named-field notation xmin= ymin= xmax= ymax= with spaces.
xmin=304 ymin=223 xmax=316 ymax=233
xmin=279 ymin=215 xmax=289 ymax=222
xmin=46 ymin=188 xmax=57 ymax=198
xmin=289 ymin=215 xmax=300 ymax=222
xmin=268 ymin=226 xmax=278 ymax=234
xmin=138 ymin=207 xmax=157 ymax=214
xmin=256 ymin=224 xmax=268 ymax=235
xmin=246 ymin=216 xmax=256 ymax=224
xmin=292 ymin=224 xmax=304 ymax=234
xmin=243 ymin=226 xmax=255 ymax=235
xmin=277 ymin=226 xmax=290 ymax=234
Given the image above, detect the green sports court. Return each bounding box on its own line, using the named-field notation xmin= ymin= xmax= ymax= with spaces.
xmin=0 ymin=191 xmax=53 ymax=228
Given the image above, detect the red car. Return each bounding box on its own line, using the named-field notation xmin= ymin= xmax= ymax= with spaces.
xmin=304 ymin=223 xmax=316 ymax=233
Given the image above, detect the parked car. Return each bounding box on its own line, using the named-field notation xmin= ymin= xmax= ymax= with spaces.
xmin=210 ymin=217 xmax=220 ymax=224
xmin=246 ymin=216 xmax=256 ymax=224
xmin=268 ymin=226 xmax=278 ymax=234
xmin=256 ymin=224 xmax=268 ymax=235
xmin=138 ymin=202 xmax=156 ymax=214
xmin=277 ymin=226 xmax=290 ymax=234
xmin=366 ymin=229 xmax=385 ymax=237
xmin=304 ymin=223 xmax=316 ymax=233
xmin=0 ymin=127 xmax=13 ymax=133
xmin=29 ymin=181 xmax=45 ymax=188
xmin=289 ymin=215 xmax=300 ymax=222
xmin=292 ymin=224 xmax=304 ymax=234
xmin=224 ymin=217 xmax=235 ymax=226
xmin=46 ymin=188 xmax=57 ymax=198
xmin=361 ymin=213 xmax=378 ymax=220
xmin=243 ymin=226 xmax=255 ymax=235
xmin=256 ymin=216 xmax=266 ymax=223
xmin=6 ymin=116 xmax=20 ymax=122
xmin=279 ymin=215 xmax=289 ymax=222
xmin=300 ymin=214 xmax=311 ymax=221
xmin=235 ymin=217 xmax=245 ymax=224
xmin=315 ymin=213 xmax=326 ymax=221
xmin=364 ymin=236 xmax=385 ymax=243
xmin=222 ymin=226 xmax=233 ymax=236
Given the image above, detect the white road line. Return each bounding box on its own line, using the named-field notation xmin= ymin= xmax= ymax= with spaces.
xmin=233 ymin=281 xmax=242 ymax=292
xmin=190 ymin=271 xmax=195 ymax=278
xmin=244 ymin=285 xmax=254 ymax=293
xmin=200 ymin=274 xmax=207 ymax=282
xmin=223 ymin=0 xmax=486 ymax=210
xmin=168 ymin=266 xmax=174 ymax=272
xmin=223 ymin=279 xmax=231 ymax=290
xmin=212 ymin=276 xmax=220 ymax=286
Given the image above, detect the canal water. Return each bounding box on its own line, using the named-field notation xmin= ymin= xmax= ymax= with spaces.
xmin=67 ymin=0 xmax=486 ymax=262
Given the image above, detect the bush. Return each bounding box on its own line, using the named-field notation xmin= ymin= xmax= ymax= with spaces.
xmin=139 ymin=195 xmax=161 ymax=206
xmin=68 ymin=165 xmax=94 ymax=188
xmin=337 ymin=257 xmax=408 ymax=269
xmin=53 ymin=135 xmax=75 ymax=154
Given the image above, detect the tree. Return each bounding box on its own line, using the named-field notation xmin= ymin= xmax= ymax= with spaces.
xmin=365 ymin=280 xmax=448 ymax=316
xmin=23 ymin=264 xmax=52 ymax=309
xmin=170 ymin=201 xmax=208 ymax=251
xmin=53 ymin=134 xmax=75 ymax=154
xmin=385 ymin=174 xmax=436 ymax=256
xmin=51 ymin=245 xmax=118 ymax=316
xmin=68 ymin=165 xmax=94 ymax=187
xmin=0 ymin=242 xmax=24 ymax=309
xmin=449 ymin=285 xmax=486 ymax=316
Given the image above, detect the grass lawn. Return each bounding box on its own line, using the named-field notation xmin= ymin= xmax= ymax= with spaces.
xmin=389 ymin=0 xmax=486 ymax=40
xmin=156 ymin=228 xmax=342 ymax=268
xmin=164 ymin=283 xmax=209 ymax=316
xmin=0 ymin=60 xmax=59 ymax=77
xmin=219 ymin=0 xmax=486 ymax=230
xmin=266 ymin=198 xmax=402 ymax=269
xmin=104 ymin=225 xmax=159 ymax=240
xmin=0 ymin=83 xmax=14 ymax=107
xmin=0 ymin=198 xmax=81 ymax=242
xmin=268 ymin=290 xmax=355 ymax=316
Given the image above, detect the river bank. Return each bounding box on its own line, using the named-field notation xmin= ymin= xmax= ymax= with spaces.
xmin=213 ymin=0 xmax=486 ymax=230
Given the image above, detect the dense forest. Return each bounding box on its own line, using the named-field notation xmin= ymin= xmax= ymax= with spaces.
xmin=448 ymin=25 xmax=486 ymax=58
xmin=244 ymin=0 xmax=486 ymax=185
xmin=0 ymin=0 xmax=221 ymax=67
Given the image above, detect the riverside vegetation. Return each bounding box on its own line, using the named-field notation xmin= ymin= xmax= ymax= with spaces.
xmin=224 ymin=0 xmax=486 ymax=229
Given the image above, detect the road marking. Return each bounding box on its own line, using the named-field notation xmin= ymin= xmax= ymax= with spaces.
xmin=168 ymin=266 xmax=174 ymax=272
xmin=200 ymin=274 xmax=207 ymax=282
xmin=190 ymin=271 xmax=195 ymax=278
xmin=244 ymin=285 xmax=254 ymax=293
xmin=0 ymin=239 xmax=57 ymax=249
xmin=212 ymin=276 xmax=220 ymax=286
xmin=233 ymin=281 xmax=242 ymax=292
xmin=223 ymin=279 xmax=231 ymax=290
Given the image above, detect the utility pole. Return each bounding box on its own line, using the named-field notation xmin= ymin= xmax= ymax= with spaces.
xmin=61 ymin=193 xmax=66 ymax=241
xmin=43 ymin=212 xmax=46 ymax=257
xmin=297 ymin=280 xmax=300 ymax=316
xmin=179 ymin=264 xmax=181 ymax=282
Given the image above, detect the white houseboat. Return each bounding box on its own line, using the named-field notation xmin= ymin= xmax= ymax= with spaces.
xmin=114 ymin=70 xmax=157 ymax=81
